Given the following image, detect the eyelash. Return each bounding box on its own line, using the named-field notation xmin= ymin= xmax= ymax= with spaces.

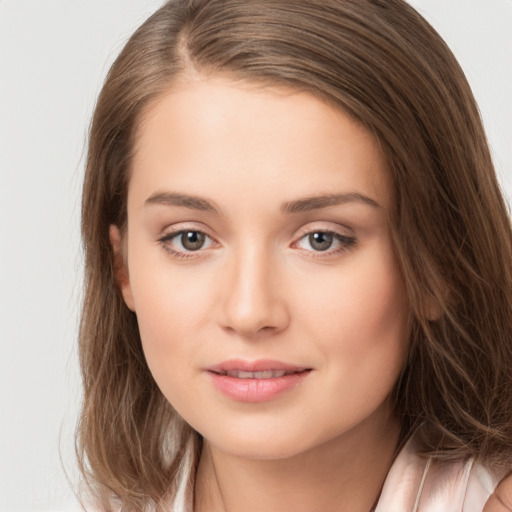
xmin=158 ymin=229 xmax=357 ymax=260
xmin=292 ymin=231 xmax=357 ymax=257
xmin=158 ymin=229 xmax=219 ymax=260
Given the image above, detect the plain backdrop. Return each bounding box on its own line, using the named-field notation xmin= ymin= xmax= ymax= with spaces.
xmin=0 ymin=1 xmax=511 ymax=510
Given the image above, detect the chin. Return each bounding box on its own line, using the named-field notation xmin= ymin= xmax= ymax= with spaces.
xmin=212 ymin=437 xmax=310 ymax=461
xmin=198 ymin=420 xmax=334 ymax=461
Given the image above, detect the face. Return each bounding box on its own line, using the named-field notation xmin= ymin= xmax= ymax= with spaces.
xmin=113 ymin=76 xmax=410 ymax=460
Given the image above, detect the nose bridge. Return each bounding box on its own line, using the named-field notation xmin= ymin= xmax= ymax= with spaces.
xmin=219 ymin=239 xmax=288 ymax=337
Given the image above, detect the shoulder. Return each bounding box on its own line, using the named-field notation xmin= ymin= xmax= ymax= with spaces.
xmin=376 ymin=433 xmax=505 ymax=512
xmin=416 ymin=458 xmax=503 ymax=512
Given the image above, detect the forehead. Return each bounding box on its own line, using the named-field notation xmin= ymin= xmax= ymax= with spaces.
xmin=129 ymin=76 xmax=392 ymax=212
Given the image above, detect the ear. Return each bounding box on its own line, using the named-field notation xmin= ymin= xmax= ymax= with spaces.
xmin=109 ymin=225 xmax=136 ymax=311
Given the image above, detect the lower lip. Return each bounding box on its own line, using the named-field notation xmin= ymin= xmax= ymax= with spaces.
xmin=207 ymin=371 xmax=311 ymax=402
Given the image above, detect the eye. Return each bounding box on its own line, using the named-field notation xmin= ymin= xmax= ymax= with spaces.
xmin=178 ymin=231 xmax=207 ymax=251
xmin=294 ymin=230 xmax=356 ymax=255
xmin=306 ymin=232 xmax=335 ymax=251
xmin=158 ymin=229 xmax=217 ymax=257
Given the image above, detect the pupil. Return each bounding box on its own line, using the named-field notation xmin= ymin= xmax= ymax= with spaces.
xmin=182 ymin=231 xmax=205 ymax=251
xmin=309 ymin=232 xmax=333 ymax=251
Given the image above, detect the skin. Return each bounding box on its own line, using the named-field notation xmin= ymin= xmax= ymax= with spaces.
xmin=110 ymin=75 xmax=512 ymax=511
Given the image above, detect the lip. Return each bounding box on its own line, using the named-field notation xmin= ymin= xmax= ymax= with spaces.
xmin=205 ymin=359 xmax=312 ymax=403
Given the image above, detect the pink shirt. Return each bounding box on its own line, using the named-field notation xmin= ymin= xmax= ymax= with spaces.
xmin=170 ymin=430 xmax=504 ymax=511
xmin=87 ymin=429 xmax=501 ymax=511
xmin=375 ymin=432 xmax=503 ymax=512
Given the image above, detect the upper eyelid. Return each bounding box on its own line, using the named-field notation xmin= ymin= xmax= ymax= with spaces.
xmin=293 ymin=222 xmax=354 ymax=239
xmin=159 ymin=225 xmax=216 ymax=240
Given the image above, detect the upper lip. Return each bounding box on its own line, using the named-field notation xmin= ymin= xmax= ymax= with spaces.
xmin=206 ymin=359 xmax=311 ymax=374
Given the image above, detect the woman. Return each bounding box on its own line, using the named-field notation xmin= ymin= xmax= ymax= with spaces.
xmin=76 ymin=0 xmax=512 ymax=510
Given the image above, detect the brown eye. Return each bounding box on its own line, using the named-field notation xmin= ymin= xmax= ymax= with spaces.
xmin=181 ymin=231 xmax=206 ymax=251
xmin=308 ymin=232 xmax=334 ymax=251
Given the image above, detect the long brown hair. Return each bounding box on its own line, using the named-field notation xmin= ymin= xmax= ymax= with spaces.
xmin=77 ymin=0 xmax=512 ymax=509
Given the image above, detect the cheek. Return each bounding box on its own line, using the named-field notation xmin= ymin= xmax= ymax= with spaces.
xmin=127 ymin=231 xmax=215 ymax=329
xmin=125 ymin=243 xmax=214 ymax=385
xmin=300 ymin=243 xmax=409 ymax=379
xmin=131 ymin=273 xmax=210 ymax=412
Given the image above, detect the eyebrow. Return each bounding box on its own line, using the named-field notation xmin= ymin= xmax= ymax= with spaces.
xmin=281 ymin=192 xmax=380 ymax=213
xmin=145 ymin=192 xmax=220 ymax=213
xmin=144 ymin=191 xmax=380 ymax=214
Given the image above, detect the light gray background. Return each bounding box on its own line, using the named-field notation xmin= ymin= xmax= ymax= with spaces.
xmin=1 ymin=1 xmax=511 ymax=511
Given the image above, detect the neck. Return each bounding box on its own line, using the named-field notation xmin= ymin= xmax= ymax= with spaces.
xmin=194 ymin=407 xmax=400 ymax=512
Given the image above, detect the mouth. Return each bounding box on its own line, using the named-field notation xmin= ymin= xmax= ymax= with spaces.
xmin=206 ymin=360 xmax=312 ymax=402
xmin=211 ymin=369 xmax=308 ymax=379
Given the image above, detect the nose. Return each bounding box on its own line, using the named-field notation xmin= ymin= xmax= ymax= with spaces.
xmin=218 ymin=246 xmax=290 ymax=338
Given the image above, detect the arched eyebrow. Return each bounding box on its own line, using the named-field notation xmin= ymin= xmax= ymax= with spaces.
xmin=281 ymin=193 xmax=380 ymax=213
